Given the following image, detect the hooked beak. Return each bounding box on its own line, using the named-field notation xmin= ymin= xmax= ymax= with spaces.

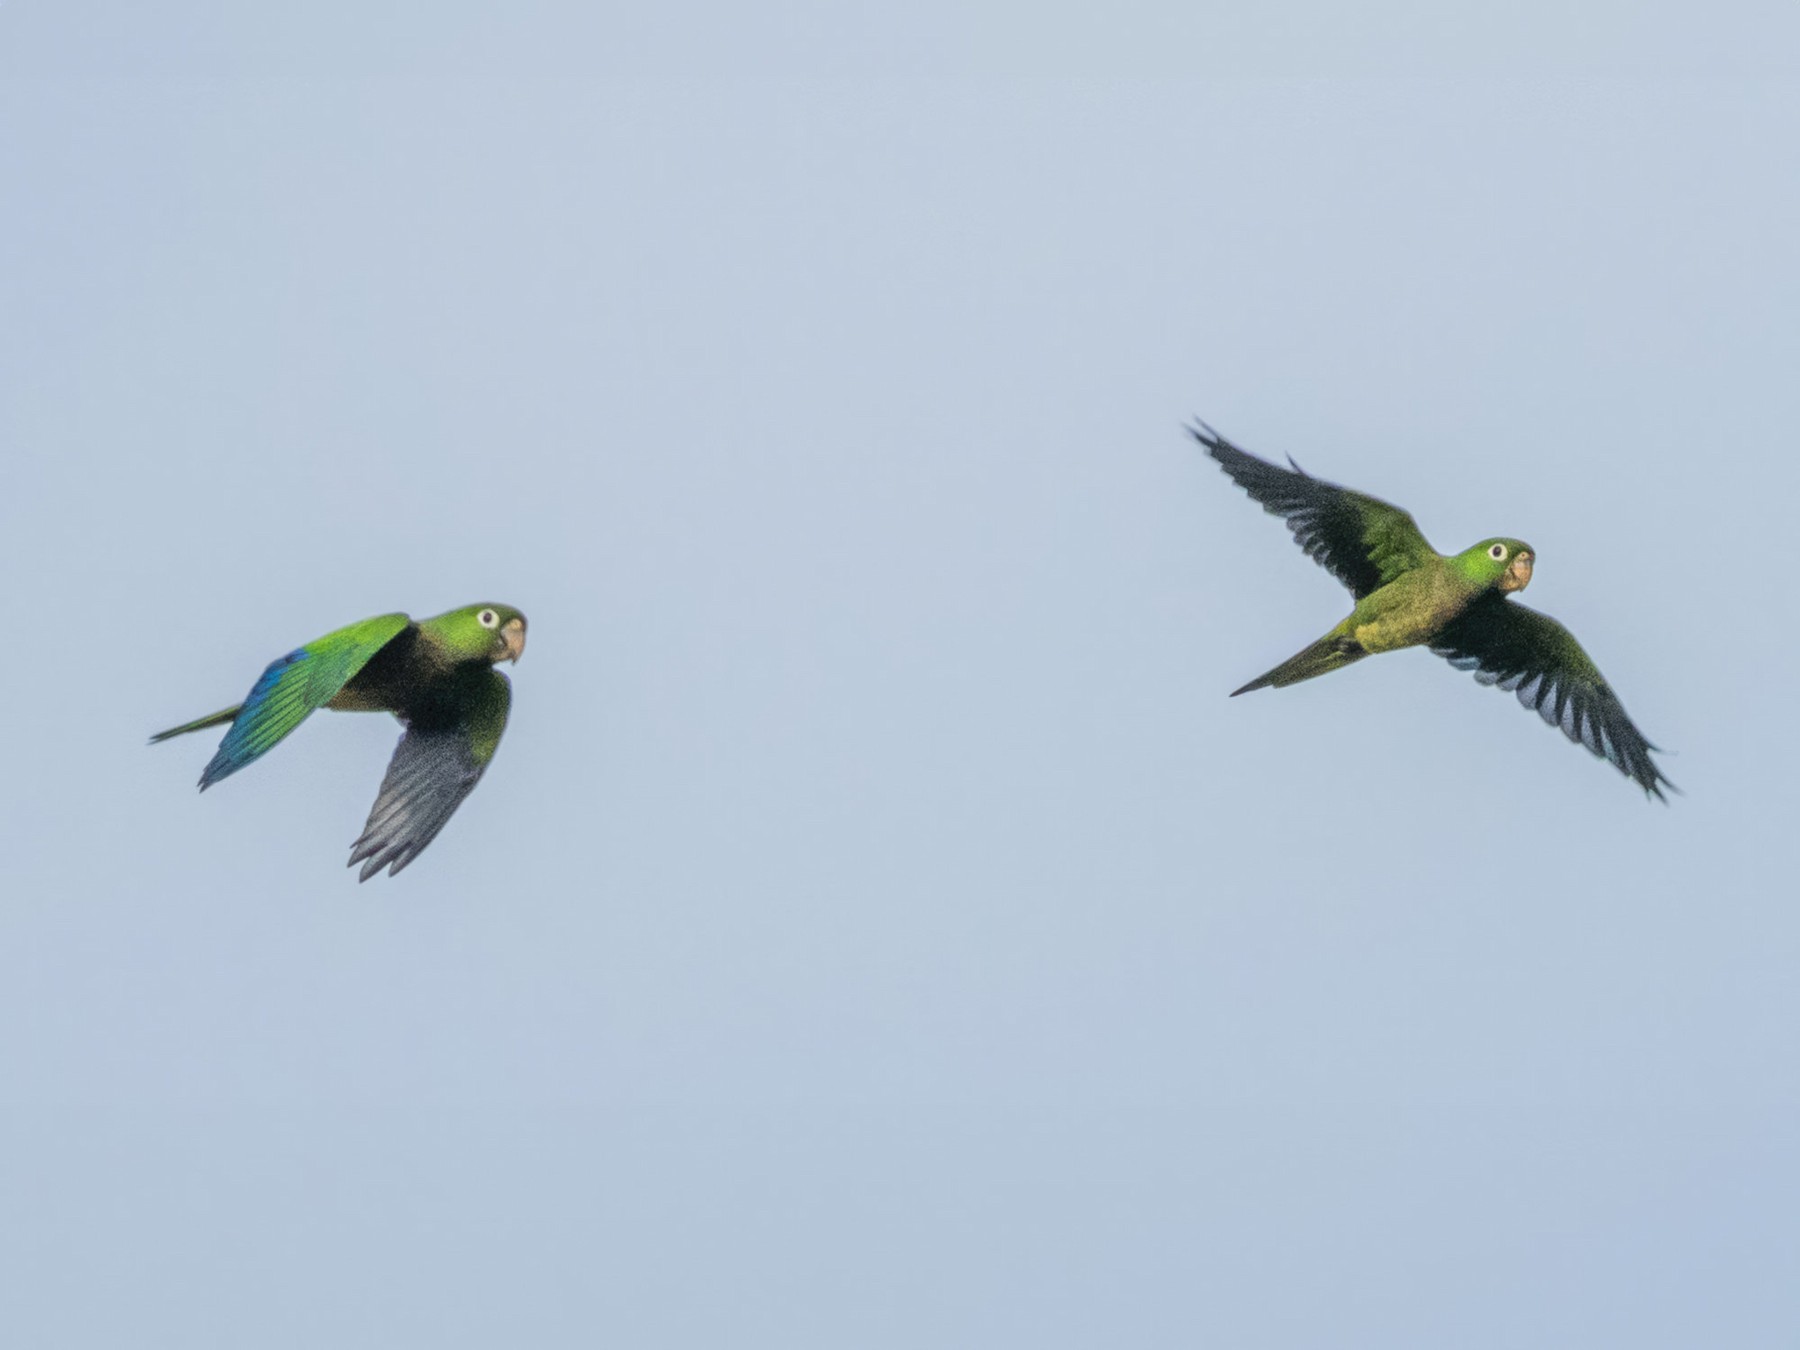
xmin=1500 ymin=551 xmax=1534 ymax=593
xmin=500 ymin=616 xmax=527 ymax=663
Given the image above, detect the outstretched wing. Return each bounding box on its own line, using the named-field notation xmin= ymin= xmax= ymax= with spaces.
xmin=348 ymin=668 xmax=511 ymax=880
xmin=1430 ymin=593 xmax=1674 ymax=800
xmin=1190 ymin=422 xmax=1436 ymax=598
xmin=198 ymin=613 xmax=412 ymax=789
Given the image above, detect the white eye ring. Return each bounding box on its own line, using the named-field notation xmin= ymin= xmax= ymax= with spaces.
xmin=1489 ymin=544 xmax=1507 ymax=560
xmin=478 ymin=609 xmax=499 ymax=628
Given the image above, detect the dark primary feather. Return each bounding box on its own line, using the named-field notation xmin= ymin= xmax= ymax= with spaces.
xmin=349 ymin=726 xmax=488 ymax=880
xmin=348 ymin=670 xmax=511 ymax=881
xmin=1430 ymin=594 xmax=1675 ymax=800
xmin=1189 ymin=422 xmax=1434 ymax=598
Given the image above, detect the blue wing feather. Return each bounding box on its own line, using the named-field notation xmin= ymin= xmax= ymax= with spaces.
xmin=198 ymin=614 xmax=412 ymax=789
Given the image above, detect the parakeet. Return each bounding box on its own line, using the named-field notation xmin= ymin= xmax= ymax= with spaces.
xmin=152 ymin=603 xmax=528 ymax=878
xmin=1192 ymin=423 xmax=1673 ymax=799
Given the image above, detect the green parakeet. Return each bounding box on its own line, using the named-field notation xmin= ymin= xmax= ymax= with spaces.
xmin=153 ymin=603 xmax=528 ymax=878
xmin=1193 ymin=423 xmax=1673 ymax=799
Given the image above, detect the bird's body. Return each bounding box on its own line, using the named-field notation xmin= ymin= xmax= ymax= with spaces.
xmin=1233 ymin=540 xmax=1528 ymax=693
xmin=153 ymin=603 xmax=527 ymax=878
xmin=1193 ymin=422 xmax=1672 ymax=798
xmin=1345 ymin=556 xmax=1491 ymax=654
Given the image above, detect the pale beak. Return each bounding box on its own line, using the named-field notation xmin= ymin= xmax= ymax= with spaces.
xmin=500 ymin=617 xmax=527 ymax=663
xmin=1501 ymin=551 xmax=1534 ymax=593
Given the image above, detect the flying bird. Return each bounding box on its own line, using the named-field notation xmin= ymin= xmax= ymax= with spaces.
xmin=1192 ymin=423 xmax=1673 ymax=799
xmin=153 ymin=603 xmax=528 ymax=878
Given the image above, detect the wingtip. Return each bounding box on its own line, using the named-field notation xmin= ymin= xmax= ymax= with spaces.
xmin=1185 ymin=419 xmax=1224 ymax=455
xmin=1186 ymin=421 xmax=1311 ymax=482
xmin=348 ymin=836 xmax=415 ymax=881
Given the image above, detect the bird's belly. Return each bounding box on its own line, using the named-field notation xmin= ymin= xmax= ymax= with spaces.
xmin=1351 ymin=586 xmax=1465 ymax=654
xmin=1352 ymin=614 xmax=1439 ymax=653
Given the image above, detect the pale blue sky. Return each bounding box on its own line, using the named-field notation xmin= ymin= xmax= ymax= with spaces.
xmin=4 ymin=6 xmax=1799 ymax=1347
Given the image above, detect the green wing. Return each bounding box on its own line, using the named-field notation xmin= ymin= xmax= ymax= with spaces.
xmin=184 ymin=613 xmax=413 ymax=789
xmin=348 ymin=667 xmax=511 ymax=880
xmin=1191 ymin=423 xmax=1436 ymax=597
xmin=1430 ymin=594 xmax=1674 ymax=799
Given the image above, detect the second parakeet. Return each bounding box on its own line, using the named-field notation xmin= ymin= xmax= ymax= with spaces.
xmin=1192 ymin=423 xmax=1672 ymax=799
xmin=153 ymin=603 xmax=528 ymax=878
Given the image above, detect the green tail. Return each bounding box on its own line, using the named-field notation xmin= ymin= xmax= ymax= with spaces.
xmin=149 ymin=705 xmax=242 ymax=744
xmin=1231 ymin=635 xmax=1367 ymax=697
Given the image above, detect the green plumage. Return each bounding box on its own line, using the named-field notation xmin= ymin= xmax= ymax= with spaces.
xmin=153 ymin=603 xmax=529 ymax=878
xmin=1194 ymin=423 xmax=1673 ymax=799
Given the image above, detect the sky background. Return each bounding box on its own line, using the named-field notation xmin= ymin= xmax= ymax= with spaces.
xmin=5 ymin=6 xmax=1800 ymax=1347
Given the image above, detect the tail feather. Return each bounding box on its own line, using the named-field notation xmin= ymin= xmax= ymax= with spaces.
xmin=1231 ymin=635 xmax=1366 ymax=696
xmin=148 ymin=706 xmax=242 ymax=744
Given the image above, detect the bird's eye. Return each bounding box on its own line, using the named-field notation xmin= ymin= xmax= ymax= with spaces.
xmin=1489 ymin=544 xmax=1507 ymax=560
xmin=478 ymin=609 xmax=499 ymax=628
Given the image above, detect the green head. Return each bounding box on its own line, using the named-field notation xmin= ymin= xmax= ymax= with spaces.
xmin=423 ymin=603 xmax=529 ymax=664
xmin=1454 ymin=538 xmax=1535 ymax=593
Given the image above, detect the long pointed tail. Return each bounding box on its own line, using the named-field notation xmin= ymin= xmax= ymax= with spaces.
xmin=149 ymin=705 xmax=242 ymax=744
xmin=1231 ymin=635 xmax=1367 ymax=696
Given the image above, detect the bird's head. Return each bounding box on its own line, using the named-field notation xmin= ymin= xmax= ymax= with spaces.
xmin=1463 ymin=538 xmax=1534 ymax=593
xmin=433 ymin=603 xmax=529 ymax=664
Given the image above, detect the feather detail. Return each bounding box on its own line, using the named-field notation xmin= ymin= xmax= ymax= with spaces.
xmin=347 ymin=668 xmax=510 ymax=880
xmin=1432 ymin=595 xmax=1674 ymax=800
xmin=190 ymin=614 xmax=412 ymax=789
xmin=1191 ymin=422 xmax=1437 ymax=598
